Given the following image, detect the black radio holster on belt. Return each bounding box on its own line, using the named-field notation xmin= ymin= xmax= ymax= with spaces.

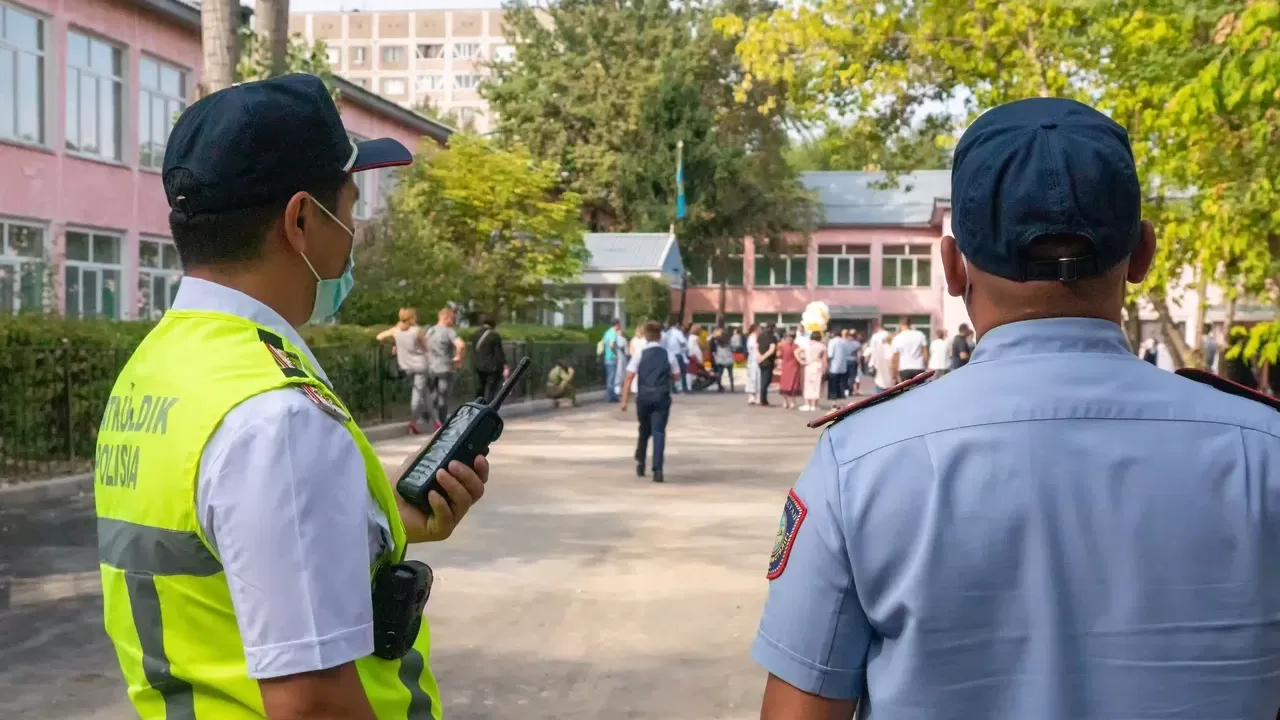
xmin=371 ymin=560 xmax=433 ymax=660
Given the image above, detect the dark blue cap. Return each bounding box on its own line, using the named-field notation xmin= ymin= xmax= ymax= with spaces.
xmin=951 ymin=98 xmax=1142 ymax=282
xmin=162 ymin=73 xmax=412 ymax=215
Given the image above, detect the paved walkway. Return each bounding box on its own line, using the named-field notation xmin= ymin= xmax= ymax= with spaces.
xmin=0 ymin=389 xmax=821 ymax=719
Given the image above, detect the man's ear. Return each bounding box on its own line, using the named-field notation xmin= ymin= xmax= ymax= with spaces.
xmin=281 ymin=191 xmax=313 ymax=254
xmin=1126 ymin=220 xmax=1157 ymax=284
xmin=941 ymin=235 xmax=967 ymax=297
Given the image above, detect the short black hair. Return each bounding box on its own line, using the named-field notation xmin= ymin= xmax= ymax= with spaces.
xmin=480 ymin=313 xmax=497 ymax=327
xmin=169 ymin=174 xmax=348 ymax=268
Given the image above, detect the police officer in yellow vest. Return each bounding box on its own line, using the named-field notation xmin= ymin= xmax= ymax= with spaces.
xmin=93 ymin=73 xmax=487 ymax=720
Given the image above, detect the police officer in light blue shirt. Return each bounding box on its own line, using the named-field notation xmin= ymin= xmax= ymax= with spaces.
xmin=752 ymin=97 xmax=1280 ymax=720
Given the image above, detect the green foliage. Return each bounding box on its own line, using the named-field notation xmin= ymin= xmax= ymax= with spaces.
xmin=485 ymin=0 xmax=817 ymax=276
xmin=618 ymin=275 xmax=673 ymax=324
xmin=341 ymin=134 xmax=588 ymax=326
xmin=720 ymin=0 xmax=1279 ymax=333
xmin=786 ymin=119 xmax=955 ymax=172
xmin=1232 ymin=320 xmax=1280 ymax=366
xmin=0 ymin=315 xmax=596 ymax=478
xmin=236 ymin=29 xmax=339 ymax=101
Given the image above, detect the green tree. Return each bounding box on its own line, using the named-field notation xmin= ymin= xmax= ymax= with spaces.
xmin=618 ymin=275 xmax=673 ymax=324
xmin=341 ymin=135 xmax=589 ymax=326
xmin=487 ymin=0 xmax=817 ymax=323
xmin=237 ymin=30 xmax=339 ymax=101
xmin=786 ymin=118 xmax=955 ymax=172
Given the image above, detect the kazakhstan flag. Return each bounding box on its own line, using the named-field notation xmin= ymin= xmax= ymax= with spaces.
xmin=675 ymin=139 xmax=687 ymax=220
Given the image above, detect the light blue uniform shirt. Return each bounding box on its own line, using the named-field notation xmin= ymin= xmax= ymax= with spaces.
xmin=827 ymin=337 xmax=852 ymax=374
xmin=753 ymin=318 xmax=1280 ymax=719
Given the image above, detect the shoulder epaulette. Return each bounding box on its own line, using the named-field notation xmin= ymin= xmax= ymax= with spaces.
xmin=1175 ymin=368 xmax=1280 ymax=412
xmin=808 ymin=370 xmax=937 ymax=430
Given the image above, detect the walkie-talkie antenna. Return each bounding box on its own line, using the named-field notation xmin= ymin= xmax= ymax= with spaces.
xmin=488 ymin=357 xmax=531 ymax=409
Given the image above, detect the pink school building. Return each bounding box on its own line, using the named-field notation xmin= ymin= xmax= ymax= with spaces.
xmin=684 ymin=170 xmax=972 ymax=338
xmin=0 ymin=0 xmax=451 ymax=320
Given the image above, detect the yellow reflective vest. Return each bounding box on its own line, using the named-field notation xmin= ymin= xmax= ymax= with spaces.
xmin=94 ymin=309 xmax=441 ymax=719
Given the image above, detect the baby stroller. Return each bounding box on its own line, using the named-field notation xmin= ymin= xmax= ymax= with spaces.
xmin=688 ymin=357 xmax=717 ymax=391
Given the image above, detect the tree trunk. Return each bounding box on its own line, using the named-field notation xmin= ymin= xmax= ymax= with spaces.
xmin=257 ymin=0 xmax=290 ymax=77
xmin=1123 ymin=298 xmax=1141 ymax=353
xmin=717 ymin=278 xmax=727 ymax=328
xmin=1151 ymin=294 xmax=1191 ymax=368
xmin=1189 ymin=270 xmax=1208 ymax=352
xmin=1225 ymin=293 xmax=1238 ymax=331
xmin=677 ymin=271 xmax=688 ymax=326
xmin=201 ymin=0 xmax=239 ymax=95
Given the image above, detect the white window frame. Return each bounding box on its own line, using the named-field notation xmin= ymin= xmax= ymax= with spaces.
xmin=380 ymin=77 xmax=407 ymax=96
xmin=415 ymin=43 xmax=444 ymax=60
xmin=493 ymin=44 xmax=515 ymax=62
xmin=65 ymin=29 xmax=124 ymax=162
xmin=324 ymin=46 xmax=340 ymax=67
xmin=415 ymin=73 xmax=444 ymax=92
xmin=137 ymin=55 xmax=187 ymax=171
xmin=881 ymin=244 xmax=932 ymax=288
xmin=136 ymin=236 xmax=181 ymax=320
xmin=696 ymin=256 xmax=744 ymax=286
xmin=451 ymin=42 xmax=481 ymax=59
xmin=64 ymin=227 xmax=124 ymax=319
xmin=380 ymin=45 xmax=405 ymax=65
xmin=349 ymin=133 xmax=373 ymax=220
xmin=453 ymin=74 xmax=481 ymax=90
xmin=0 ymin=216 xmax=49 ymax=315
xmin=817 ymin=244 xmax=871 ymax=288
xmin=753 ymin=255 xmax=806 ymax=288
xmin=350 ymin=46 xmax=367 ymax=65
xmin=0 ymin=1 xmax=48 ymax=147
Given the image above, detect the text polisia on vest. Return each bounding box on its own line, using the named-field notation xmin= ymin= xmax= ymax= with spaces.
xmin=96 ymin=394 xmax=180 ymax=490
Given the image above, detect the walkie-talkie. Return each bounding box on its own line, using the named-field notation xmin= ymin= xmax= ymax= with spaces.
xmin=396 ymin=356 xmax=531 ymax=513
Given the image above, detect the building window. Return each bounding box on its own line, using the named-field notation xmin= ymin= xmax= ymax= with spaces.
xmin=349 ymin=133 xmax=372 ymax=219
xmin=0 ymin=217 xmax=47 ymax=314
xmin=0 ymin=2 xmax=46 ymax=146
xmin=380 ymin=45 xmax=405 ymax=64
xmin=452 ymin=42 xmax=481 ymax=59
xmin=817 ymin=244 xmax=871 ymax=288
xmin=381 ymin=77 xmax=406 ymax=95
xmin=136 ymin=237 xmax=181 ymax=320
xmin=324 ymin=46 xmax=340 ymax=67
xmin=65 ymin=31 xmax=122 ymax=162
xmin=375 ymin=166 xmax=400 ymax=213
xmin=415 ymin=74 xmax=444 ymax=92
xmin=881 ymin=244 xmax=932 ymax=288
xmin=753 ymin=255 xmax=806 ymax=287
xmin=453 ymin=74 xmax=481 ymax=90
xmin=64 ymin=229 xmax=122 ymax=319
xmin=350 ymin=46 xmax=367 ymax=65
xmin=694 ymin=257 xmax=743 ymax=286
xmin=758 ymin=312 xmax=803 ymax=327
xmin=493 ymin=44 xmax=515 ymax=62
xmin=456 ymin=106 xmax=481 ymax=126
xmin=352 ymin=77 xmax=370 ymax=89
xmin=415 ymin=43 xmax=444 ymax=59
xmin=138 ymin=56 xmax=187 ymax=171
xmin=691 ymin=312 xmax=744 ymax=327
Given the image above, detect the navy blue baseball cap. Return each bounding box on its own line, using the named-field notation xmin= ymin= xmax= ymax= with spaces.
xmin=950 ymin=98 xmax=1142 ymax=282
xmin=162 ymin=73 xmax=412 ymax=215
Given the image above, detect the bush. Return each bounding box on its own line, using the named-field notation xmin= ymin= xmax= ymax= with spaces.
xmin=0 ymin=315 xmax=599 ymax=481
xmin=619 ymin=275 xmax=672 ymax=326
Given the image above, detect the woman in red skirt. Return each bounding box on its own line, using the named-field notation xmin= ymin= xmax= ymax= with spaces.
xmin=776 ymin=329 xmax=803 ymax=410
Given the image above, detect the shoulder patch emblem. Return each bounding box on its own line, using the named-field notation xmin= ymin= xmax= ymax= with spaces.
xmin=1176 ymin=368 xmax=1280 ymax=412
xmin=808 ymin=370 xmax=937 ymax=430
xmin=767 ymin=489 xmax=808 ymax=580
xmin=298 ymin=384 xmax=350 ymax=423
xmin=262 ymin=338 xmax=310 ymax=380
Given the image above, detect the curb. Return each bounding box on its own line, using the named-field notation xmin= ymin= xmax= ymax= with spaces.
xmin=0 ymin=389 xmax=609 ymax=503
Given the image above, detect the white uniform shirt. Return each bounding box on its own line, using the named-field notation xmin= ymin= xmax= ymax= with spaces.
xmin=892 ymin=328 xmax=928 ymax=370
xmin=175 ymin=277 xmax=390 ymax=680
xmin=626 ymin=340 xmax=681 ymax=393
xmin=662 ymin=327 xmax=687 ymax=358
xmin=929 ymin=337 xmax=950 ymax=370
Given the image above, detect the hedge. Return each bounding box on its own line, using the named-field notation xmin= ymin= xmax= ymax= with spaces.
xmin=0 ymin=316 xmax=600 ymax=481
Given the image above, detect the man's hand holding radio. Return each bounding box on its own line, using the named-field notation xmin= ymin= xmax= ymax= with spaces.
xmin=392 ymin=451 xmax=488 ymax=543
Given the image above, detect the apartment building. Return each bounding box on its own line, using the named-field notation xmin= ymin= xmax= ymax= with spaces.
xmin=0 ymin=0 xmax=452 ymax=320
xmin=288 ymin=8 xmax=512 ymax=133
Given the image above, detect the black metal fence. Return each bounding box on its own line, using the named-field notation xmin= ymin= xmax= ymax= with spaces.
xmin=0 ymin=339 xmax=602 ymax=482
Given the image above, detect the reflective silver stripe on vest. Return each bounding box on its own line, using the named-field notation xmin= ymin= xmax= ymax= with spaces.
xmin=98 ymin=518 xmax=222 ymax=577
xmin=399 ymin=648 xmax=435 ymax=718
xmin=100 ymin=518 xmax=218 ymax=719
xmin=126 ymin=573 xmax=197 ymax=719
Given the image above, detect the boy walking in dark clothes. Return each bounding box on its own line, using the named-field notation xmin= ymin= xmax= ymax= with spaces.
xmin=620 ymin=321 xmax=682 ymax=483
